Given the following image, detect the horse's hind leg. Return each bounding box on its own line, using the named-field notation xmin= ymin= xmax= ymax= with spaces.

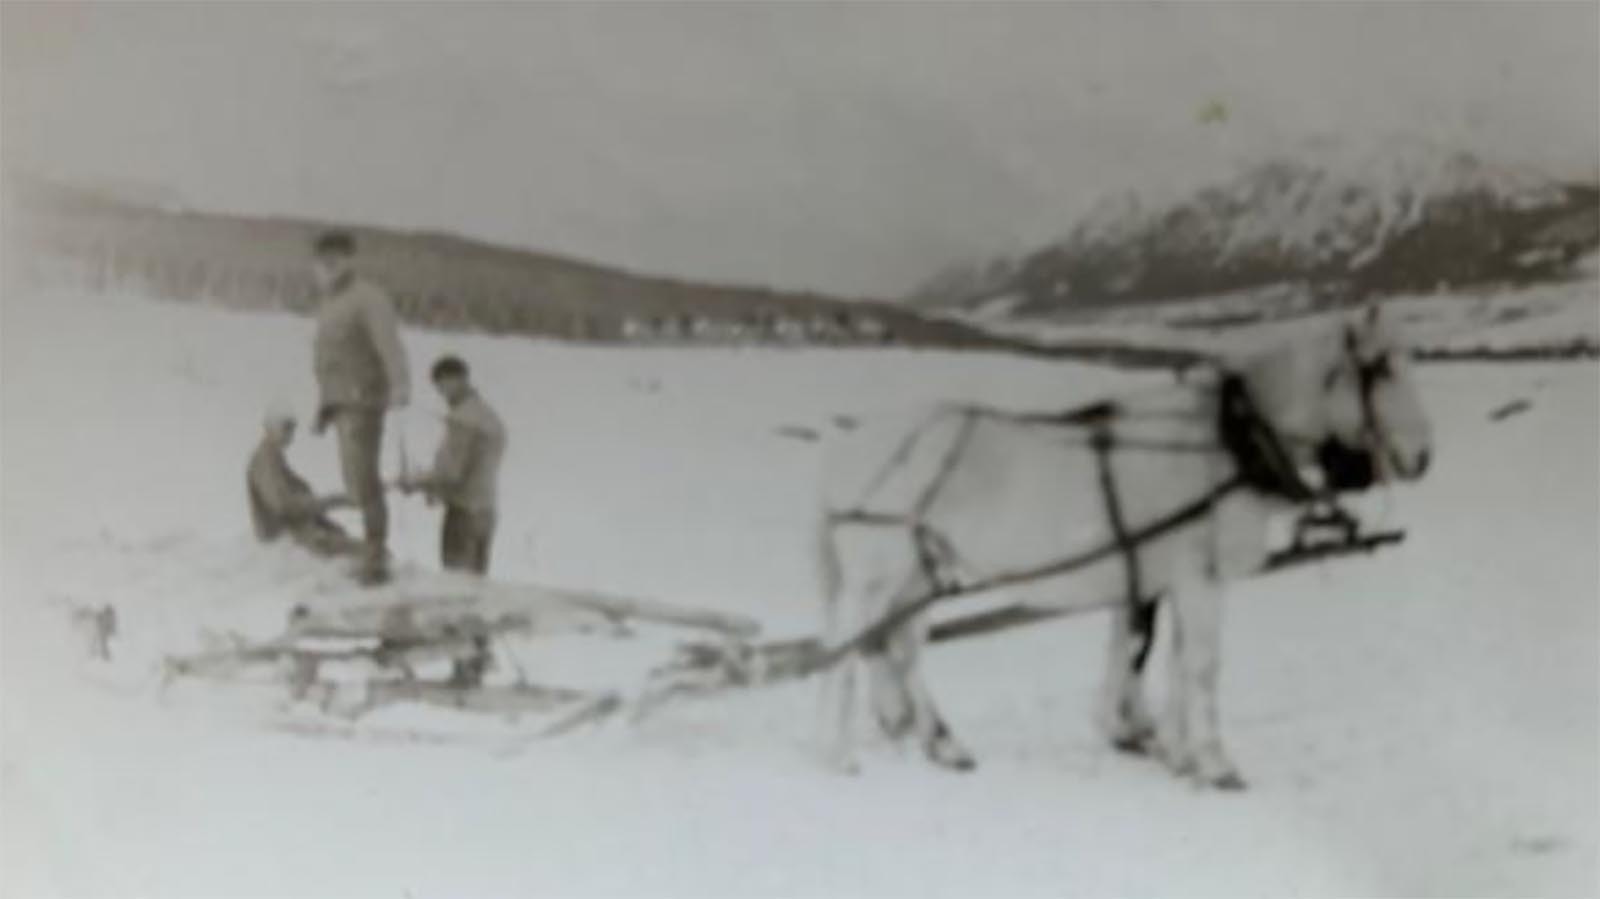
xmin=816 ymin=522 xmax=920 ymax=774
xmin=885 ymin=608 xmax=976 ymax=771
xmin=867 ymin=651 xmax=915 ymax=741
xmin=1097 ymin=599 xmax=1160 ymax=755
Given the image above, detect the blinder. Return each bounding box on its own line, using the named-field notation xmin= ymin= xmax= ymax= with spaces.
xmin=1315 ymin=437 xmax=1376 ymax=492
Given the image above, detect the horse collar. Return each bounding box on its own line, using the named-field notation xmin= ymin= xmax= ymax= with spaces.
xmin=1216 ymin=374 xmax=1318 ymax=502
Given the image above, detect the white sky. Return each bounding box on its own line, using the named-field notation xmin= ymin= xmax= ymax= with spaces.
xmin=3 ymin=2 xmax=1596 ymax=296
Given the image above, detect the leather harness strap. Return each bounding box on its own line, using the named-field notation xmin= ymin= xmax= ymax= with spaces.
xmin=814 ymin=360 xmax=1391 ymax=672
xmin=1089 ymin=424 xmax=1150 ymax=610
xmin=813 ymin=476 xmax=1240 ymax=673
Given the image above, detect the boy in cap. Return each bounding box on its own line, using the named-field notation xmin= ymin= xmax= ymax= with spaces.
xmin=247 ymin=404 xmax=361 ymax=558
xmin=399 ymin=356 xmax=506 ymax=575
xmin=308 ymin=230 xmax=411 ymax=584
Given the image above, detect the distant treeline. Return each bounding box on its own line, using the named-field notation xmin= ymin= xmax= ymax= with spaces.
xmin=2 ymin=179 xmax=1010 ymax=352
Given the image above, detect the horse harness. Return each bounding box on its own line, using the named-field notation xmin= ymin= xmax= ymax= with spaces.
xmin=820 ymin=341 xmax=1394 ymax=667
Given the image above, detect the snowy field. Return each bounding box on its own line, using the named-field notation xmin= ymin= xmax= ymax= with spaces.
xmin=2 ymin=289 xmax=1597 ymax=897
xmin=962 ymin=273 xmax=1600 ymax=363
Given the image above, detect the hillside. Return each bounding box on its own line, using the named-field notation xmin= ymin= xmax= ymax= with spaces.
xmin=1 ymin=177 xmax=1001 ymax=350
xmin=913 ymin=138 xmax=1598 ymax=317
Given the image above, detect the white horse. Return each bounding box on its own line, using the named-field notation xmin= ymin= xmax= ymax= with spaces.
xmin=815 ymin=306 xmax=1432 ymax=788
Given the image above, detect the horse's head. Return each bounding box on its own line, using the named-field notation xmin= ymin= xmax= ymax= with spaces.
xmin=1241 ymin=305 xmax=1433 ymax=490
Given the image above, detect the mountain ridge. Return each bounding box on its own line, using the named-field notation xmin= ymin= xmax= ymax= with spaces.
xmin=912 ymin=137 xmax=1598 ymax=318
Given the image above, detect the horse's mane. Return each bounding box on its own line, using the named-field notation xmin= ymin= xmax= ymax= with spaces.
xmin=1226 ymin=316 xmax=1351 ymax=437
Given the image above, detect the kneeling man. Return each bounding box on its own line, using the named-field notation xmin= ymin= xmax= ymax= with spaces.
xmin=400 ymin=356 xmax=507 ymax=575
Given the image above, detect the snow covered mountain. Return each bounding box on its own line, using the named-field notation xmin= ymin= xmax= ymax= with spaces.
xmin=913 ymin=138 xmax=1598 ymax=316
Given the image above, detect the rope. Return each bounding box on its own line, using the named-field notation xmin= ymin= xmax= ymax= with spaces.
xmin=1089 ymin=426 xmax=1148 ymax=609
xmin=910 ymin=410 xmax=978 ymax=520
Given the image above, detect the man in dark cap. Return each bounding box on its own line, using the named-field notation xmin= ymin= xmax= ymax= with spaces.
xmin=308 ymin=230 xmax=411 ymax=585
xmin=399 ymin=355 xmax=507 ymax=575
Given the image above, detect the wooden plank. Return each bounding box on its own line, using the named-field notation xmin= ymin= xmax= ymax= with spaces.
xmin=361 ymin=680 xmax=598 ymax=716
xmin=294 ymin=573 xmax=761 ymax=640
xmin=165 ymin=633 xmax=486 ymax=681
xmin=534 ymin=585 xmax=762 ymax=639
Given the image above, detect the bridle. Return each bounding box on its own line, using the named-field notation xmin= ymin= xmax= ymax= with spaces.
xmin=1239 ymin=325 xmax=1399 ymax=498
xmin=1318 ymin=327 xmax=1400 ymax=490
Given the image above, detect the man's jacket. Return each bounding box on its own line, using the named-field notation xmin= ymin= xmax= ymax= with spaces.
xmin=314 ymin=277 xmax=410 ymax=410
xmin=422 ymin=390 xmax=506 ymax=513
xmin=247 ymin=442 xmax=324 ymax=540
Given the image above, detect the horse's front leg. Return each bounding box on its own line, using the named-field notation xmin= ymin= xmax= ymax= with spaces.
xmin=1097 ymin=599 xmax=1160 ymax=755
xmin=1164 ymin=574 xmax=1246 ymax=790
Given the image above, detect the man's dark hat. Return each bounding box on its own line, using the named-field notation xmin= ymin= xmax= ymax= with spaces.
xmin=313 ymin=230 xmax=356 ymax=257
xmin=431 ymin=355 xmax=469 ymax=381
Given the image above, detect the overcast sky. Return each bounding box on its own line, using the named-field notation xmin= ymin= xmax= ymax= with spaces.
xmin=4 ymin=3 xmax=1596 ymax=296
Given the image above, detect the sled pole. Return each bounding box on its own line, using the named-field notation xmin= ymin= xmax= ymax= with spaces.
xmin=536 ymin=586 xmax=762 ymax=638
xmin=634 ymin=522 xmax=1412 ymax=717
xmin=290 ymin=578 xmax=763 ymax=640
xmin=928 ymin=604 xmax=1084 ymax=643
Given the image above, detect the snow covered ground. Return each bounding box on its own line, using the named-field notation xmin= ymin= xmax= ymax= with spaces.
xmin=3 ymin=289 xmax=1596 ymax=897
xmin=963 ymin=274 xmax=1600 ymax=364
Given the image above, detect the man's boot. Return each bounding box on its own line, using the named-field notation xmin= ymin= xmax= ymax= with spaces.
xmin=354 ymin=540 xmax=391 ymax=587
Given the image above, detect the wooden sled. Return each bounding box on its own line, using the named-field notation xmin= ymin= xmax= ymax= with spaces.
xmin=164 ymin=573 xmax=757 ymax=740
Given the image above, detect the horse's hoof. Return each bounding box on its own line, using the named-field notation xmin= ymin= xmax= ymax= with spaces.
xmin=1191 ymin=748 xmax=1245 ymax=791
xmin=825 ymin=755 xmax=862 ymax=777
xmin=875 ymin=708 xmax=915 ymax=741
xmin=1211 ymin=771 xmax=1248 ymax=791
xmin=927 ymin=737 xmax=977 ymax=772
xmin=1200 ymin=768 xmax=1247 ymax=791
xmin=935 ymin=752 xmax=977 ymax=773
xmin=1112 ymin=733 xmax=1156 ymax=757
xmin=1108 ymin=719 xmax=1159 ymax=756
xmin=1159 ymin=746 xmax=1197 ymax=778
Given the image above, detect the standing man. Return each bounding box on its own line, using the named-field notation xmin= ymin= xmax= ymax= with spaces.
xmin=309 ymin=230 xmax=410 ymax=585
xmin=400 ymin=356 xmax=506 ymax=575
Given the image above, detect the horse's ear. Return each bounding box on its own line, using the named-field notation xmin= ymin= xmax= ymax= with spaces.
xmin=1346 ymin=301 xmax=1382 ymax=346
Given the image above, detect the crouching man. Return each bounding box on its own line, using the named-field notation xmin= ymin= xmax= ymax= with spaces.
xmin=399 ymin=356 xmax=507 ymax=575
xmin=248 ymin=405 xmax=362 ymax=558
